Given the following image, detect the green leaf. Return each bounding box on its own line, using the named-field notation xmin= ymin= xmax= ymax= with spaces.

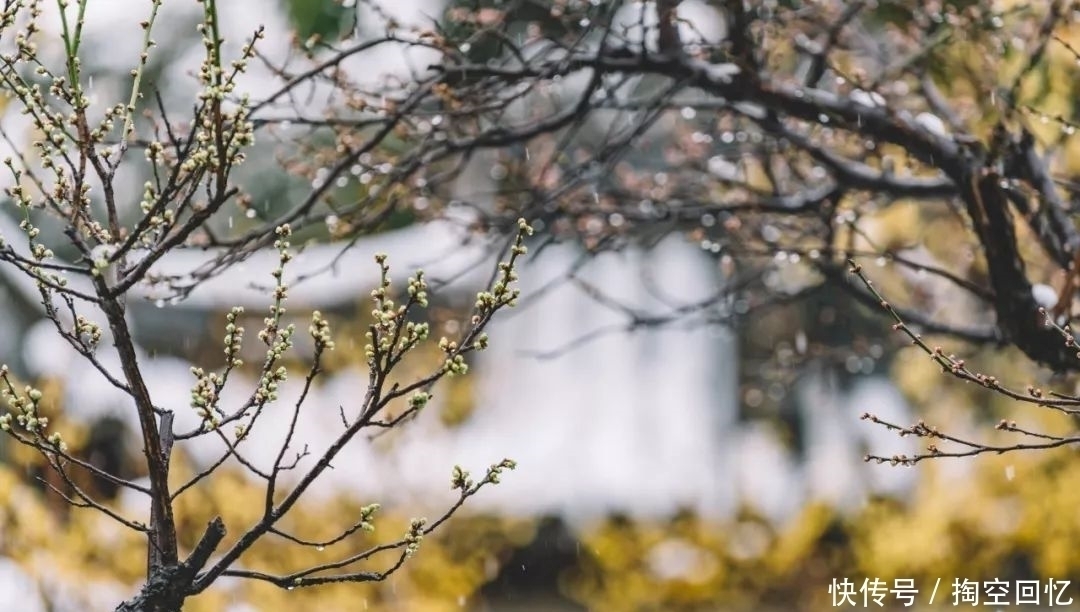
xmin=283 ymin=0 xmax=350 ymax=42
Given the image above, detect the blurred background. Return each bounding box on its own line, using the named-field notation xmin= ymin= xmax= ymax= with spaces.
xmin=2 ymin=1 xmax=1080 ymax=611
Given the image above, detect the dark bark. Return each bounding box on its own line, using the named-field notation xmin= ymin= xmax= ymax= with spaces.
xmin=958 ymin=170 xmax=1077 ymax=370
xmin=115 ymin=518 xmax=226 ymax=612
xmin=98 ymin=290 xmax=179 ymax=574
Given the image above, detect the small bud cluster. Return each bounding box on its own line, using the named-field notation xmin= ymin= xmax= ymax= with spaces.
xmin=250 ymin=227 xmax=297 ymax=409
xmin=472 ymin=261 xmax=521 ymax=312
xmin=404 ymin=517 xmax=427 ymax=557
xmin=135 ymin=181 xmax=177 ymax=246
xmin=189 ymin=366 xmax=224 ymax=426
xmin=472 ymin=218 xmax=532 ymax=317
xmin=223 ymin=307 xmax=245 ymax=367
xmin=179 ymin=15 xmax=262 ymax=177
xmin=409 ymin=391 xmax=430 ymax=410
xmin=309 ymin=310 xmax=334 ymax=351
xmin=91 ymin=243 xmax=118 ymax=279
xmin=254 ymin=365 xmax=288 ymax=405
xmin=188 ymin=306 xmax=247 ymax=430
xmin=438 ymin=218 xmax=533 ymax=375
xmin=473 ymin=332 xmax=489 ymax=351
xmin=363 ymin=254 xmax=430 ymax=365
xmin=407 ymin=271 xmax=429 ymax=307
xmin=358 ymin=503 xmax=380 ymax=532
xmin=0 ymin=366 xmax=67 ymax=453
xmin=260 ymin=226 xmax=295 ymax=349
xmin=6 ymin=180 xmax=71 ymax=290
xmin=74 ymin=315 xmax=102 ymax=347
xmin=450 ymin=464 xmax=472 ymax=490
xmin=483 ymin=458 xmax=517 ymax=485
xmin=442 ymin=352 xmax=469 ymax=376
xmin=451 ymin=458 xmax=517 ymax=492
xmin=128 ymin=21 xmax=263 ymax=250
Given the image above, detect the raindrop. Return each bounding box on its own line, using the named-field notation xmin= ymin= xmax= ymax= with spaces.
xmin=246 ymin=209 xmax=256 ymax=219
xmin=316 ymin=546 xmax=325 ymax=552
xmin=876 ymin=256 xmax=887 ymax=267
xmin=708 ymin=156 xmax=738 ymax=179
xmin=681 ymin=107 xmax=696 ymax=120
xmin=845 ymin=355 xmax=861 ymax=373
xmin=154 ymin=299 xmax=165 ymax=308
xmin=861 ymin=356 xmax=875 ymax=373
xmin=335 ymin=176 xmax=348 ymax=188
xmin=744 ymin=386 xmax=763 ymax=407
